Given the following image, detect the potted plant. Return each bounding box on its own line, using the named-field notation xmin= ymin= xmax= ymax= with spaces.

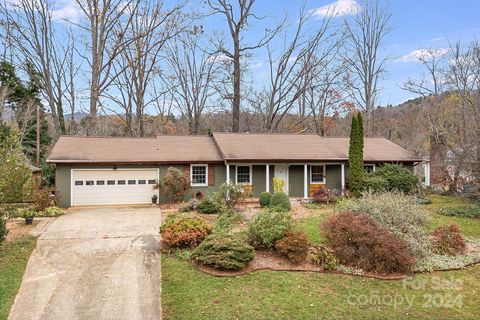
xmin=151 ymin=194 xmax=158 ymax=204
xmin=22 ymin=209 xmax=36 ymax=225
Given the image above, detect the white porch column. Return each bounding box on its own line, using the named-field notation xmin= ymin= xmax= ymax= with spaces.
xmin=303 ymin=164 xmax=308 ymax=199
xmin=424 ymin=161 xmax=431 ymax=187
xmin=266 ymin=164 xmax=270 ymax=192
xmin=226 ymin=164 xmax=230 ymax=184
xmin=341 ymin=163 xmax=345 ymax=195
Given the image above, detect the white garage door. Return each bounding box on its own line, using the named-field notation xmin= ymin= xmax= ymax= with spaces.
xmin=72 ymin=169 xmax=159 ymax=206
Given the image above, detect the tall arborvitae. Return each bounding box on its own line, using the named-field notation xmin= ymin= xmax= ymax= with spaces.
xmin=348 ymin=113 xmax=365 ymax=196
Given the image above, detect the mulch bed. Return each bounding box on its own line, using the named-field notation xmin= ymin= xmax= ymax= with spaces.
xmin=195 ymin=250 xmax=406 ymax=280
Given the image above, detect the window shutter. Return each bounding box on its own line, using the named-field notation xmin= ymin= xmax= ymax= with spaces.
xmin=208 ymin=164 xmax=215 ymax=186
xmin=183 ymin=164 xmax=190 ymax=180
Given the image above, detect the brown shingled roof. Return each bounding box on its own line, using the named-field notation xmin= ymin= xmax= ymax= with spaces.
xmin=47 ymin=133 xmax=421 ymax=164
xmin=47 ymin=135 xmax=223 ymax=163
xmin=212 ymin=133 xmax=421 ymax=162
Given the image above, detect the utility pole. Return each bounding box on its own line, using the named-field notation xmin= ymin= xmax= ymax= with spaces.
xmin=36 ymin=104 xmax=40 ymax=167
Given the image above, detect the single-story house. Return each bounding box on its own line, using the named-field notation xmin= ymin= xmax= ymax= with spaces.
xmin=46 ymin=133 xmax=422 ymax=207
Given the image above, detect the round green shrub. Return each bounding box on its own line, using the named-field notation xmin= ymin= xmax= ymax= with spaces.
xmin=259 ymin=192 xmax=271 ymax=207
xmin=198 ymin=198 xmax=219 ymax=214
xmin=191 ymin=233 xmax=254 ymax=270
xmin=247 ymin=208 xmax=293 ymax=248
xmin=269 ymin=192 xmax=291 ymax=211
xmin=363 ymin=175 xmax=388 ymax=192
xmin=373 ymin=164 xmax=419 ymax=194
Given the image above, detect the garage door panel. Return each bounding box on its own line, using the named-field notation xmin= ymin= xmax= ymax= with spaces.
xmin=72 ymin=170 xmax=158 ymax=206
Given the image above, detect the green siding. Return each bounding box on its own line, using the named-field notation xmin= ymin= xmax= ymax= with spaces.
xmin=252 ymin=165 xmax=265 ymax=197
xmin=326 ymin=165 xmax=342 ymax=191
xmin=288 ymin=165 xmax=304 ymax=197
xmin=159 ymin=164 xmax=225 ymax=203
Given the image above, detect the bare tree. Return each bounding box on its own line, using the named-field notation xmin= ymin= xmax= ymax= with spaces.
xmin=252 ymin=5 xmax=340 ymax=132
xmin=0 ymin=0 xmax=74 ymax=138
xmin=344 ymin=0 xmax=392 ymax=136
xmin=106 ymin=0 xmax=186 ymax=137
xmin=402 ymin=48 xmax=446 ymax=97
xmin=74 ymin=0 xmax=139 ymax=135
xmin=207 ymin=0 xmax=283 ymax=132
xmin=165 ymin=27 xmax=220 ymax=134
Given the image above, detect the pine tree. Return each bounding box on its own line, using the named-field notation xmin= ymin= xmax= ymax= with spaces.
xmin=348 ymin=113 xmax=365 ymax=196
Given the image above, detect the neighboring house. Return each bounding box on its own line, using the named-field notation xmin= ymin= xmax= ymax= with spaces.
xmin=46 ymin=133 xmax=422 ymax=207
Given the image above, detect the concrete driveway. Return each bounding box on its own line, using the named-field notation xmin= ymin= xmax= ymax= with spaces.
xmin=8 ymin=207 xmax=162 ymax=320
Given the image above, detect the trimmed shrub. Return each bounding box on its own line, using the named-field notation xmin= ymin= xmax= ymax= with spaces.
xmin=160 ymin=216 xmax=210 ymax=248
xmin=309 ymin=245 xmax=339 ymax=270
xmin=269 ymin=192 xmax=291 ymax=211
xmin=431 ymin=224 xmax=467 ymax=256
xmin=0 ymin=217 xmax=7 ymax=244
xmin=178 ymin=199 xmax=200 ymax=212
xmin=191 ymin=233 xmax=254 ymax=270
xmin=259 ymin=192 xmax=271 ymax=207
xmin=213 ymin=183 xmax=251 ymax=209
xmin=38 ymin=206 xmax=65 ymax=217
xmin=247 ymin=208 xmax=292 ymax=249
xmin=275 ymin=231 xmax=309 ymax=264
xmin=339 ymin=191 xmax=430 ymax=259
xmin=437 ymin=206 xmax=480 ymax=219
xmin=198 ymin=198 xmax=219 ymax=214
xmin=371 ymin=164 xmax=419 ymax=194
xmin=363 ymin=175 xmax=388 ymax=192
xmin=322 ymin=212 xmax=416 ymax=274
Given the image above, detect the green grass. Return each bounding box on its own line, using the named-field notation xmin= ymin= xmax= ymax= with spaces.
xmin=425 ymin=195 xmax=480 ymax=238
xmin=162 ymin=195 xmax=480 ymax=319
xmin=162 ymin=254 xmax=480 ymax=320
xmin=0 ymin=237 xmax=36 ymax=320
xmin=295 ymin=215 xmax=328 ymax=244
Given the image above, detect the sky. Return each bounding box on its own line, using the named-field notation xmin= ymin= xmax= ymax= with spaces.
xmin=200 ymin=0 xmax=480 ymax=106
xmin=10 ymin=0 xmax=480 ymax=111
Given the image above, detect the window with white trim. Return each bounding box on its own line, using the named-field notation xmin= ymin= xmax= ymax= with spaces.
xmin=191 ymin=165 xmax=208 ymax=186
xmin=310 ymin=165 xmax=325 ymax=184
xmin=236 ymin=165 xmax=251 ymax=184
xmin=364 ymin=164 xmax=375 ymax=174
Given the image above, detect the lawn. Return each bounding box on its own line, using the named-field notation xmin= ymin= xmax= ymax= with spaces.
xmin=162 ymin=194 xmax=480 ymax=320
xmin=0 ymin=237 xmax=37 ymax=320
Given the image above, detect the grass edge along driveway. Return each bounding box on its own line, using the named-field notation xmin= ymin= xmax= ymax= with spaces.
xmin=0 ymin=237 xmax=37 ymax=320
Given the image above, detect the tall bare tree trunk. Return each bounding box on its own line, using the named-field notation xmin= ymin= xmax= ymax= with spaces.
xmin=36 ymin=104 xmax=40 ymax=167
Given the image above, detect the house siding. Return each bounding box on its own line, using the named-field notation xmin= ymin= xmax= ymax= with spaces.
xmin=152 ymin=164 xmax=225 ymax=203
xmin=55 ymin=161 xmax=415 ymax=207
xmin=288 ymin=165 xmax=304 ymax=197
xmin=326 ymin=165 xmax=342 ymax=191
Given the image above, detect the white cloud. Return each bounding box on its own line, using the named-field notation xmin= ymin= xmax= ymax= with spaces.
xmin=398 ymin=48 xmax=448 ymax=62
xmin=6 ymin=0 xmax=82 ymax=23
xmin=311 ymin=0 xmax=360 ymax=18
xmin=52 ymin=2 xmax=82 ymax=23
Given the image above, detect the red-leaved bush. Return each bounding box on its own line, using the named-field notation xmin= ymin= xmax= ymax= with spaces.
xmin=321 ymin=212 xmax=415 ymax=274
xmin=431 ymin=224 xmax=467 ymax=256
xmin=160 ymin=216 xmax=210 ymax=248
xmin=275 ymin=230 xmax=309 ymax=264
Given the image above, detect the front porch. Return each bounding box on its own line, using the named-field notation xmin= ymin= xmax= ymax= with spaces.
xmin=224 ymin=163 xmax=346 ymax=199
